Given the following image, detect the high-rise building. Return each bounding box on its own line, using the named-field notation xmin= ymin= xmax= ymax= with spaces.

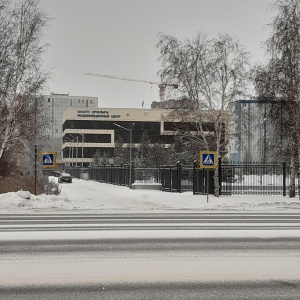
xmin=42 ymin=93 xmax=98 ymax=168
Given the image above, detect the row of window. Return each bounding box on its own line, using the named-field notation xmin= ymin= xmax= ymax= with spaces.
xmin=63 ymin=120 xmax=216 ymax=132
xmin=62 ymin=132 xmax=173 ymax=145
xmin=47 ymin=98 xmax=96 ymax=104
xmin=63 ymin=134 xmax=111 ymax=144
xmin=63 ymin=147 xmax=115 ymax=159
xmin=63 ymin=120 xmax=162 ymax=131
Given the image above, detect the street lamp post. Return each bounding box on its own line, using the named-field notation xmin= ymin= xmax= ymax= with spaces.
xmin=114 ymin=123 xmax=135 ymax=188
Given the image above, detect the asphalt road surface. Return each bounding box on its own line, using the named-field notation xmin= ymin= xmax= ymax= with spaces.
xmin=0 ymin=213 xmax=300 ymax=299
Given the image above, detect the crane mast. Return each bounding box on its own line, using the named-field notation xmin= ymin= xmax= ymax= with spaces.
xmin=84 ymin=72 xmax=178 ymax=103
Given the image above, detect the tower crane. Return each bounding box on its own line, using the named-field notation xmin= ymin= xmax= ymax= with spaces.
xmin=84 ymin=72 xmax=178 ymax=103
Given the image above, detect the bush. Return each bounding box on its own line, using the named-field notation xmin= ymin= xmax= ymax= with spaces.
xmin=0 ymin=173 xmax=61 ymax=195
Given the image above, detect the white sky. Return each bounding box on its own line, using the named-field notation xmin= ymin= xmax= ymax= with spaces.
xmin=40 ymin=0 xmax=274 ymax=108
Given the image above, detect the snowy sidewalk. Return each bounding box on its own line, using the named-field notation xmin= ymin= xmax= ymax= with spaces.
xmin=0 ymin=178 xmax=300 ymax=214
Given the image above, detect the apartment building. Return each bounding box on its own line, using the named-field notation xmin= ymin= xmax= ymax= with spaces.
xmin=42 ymin=93 xmax=98 ymax=168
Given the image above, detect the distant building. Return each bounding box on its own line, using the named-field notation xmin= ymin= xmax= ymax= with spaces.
xmin=61 ymin=106 xmax=227 ymax=167
xmin=42 ymin=93 xmax=98 ymax=168
xmin=232 ymin=99 xmax=285 ymax=162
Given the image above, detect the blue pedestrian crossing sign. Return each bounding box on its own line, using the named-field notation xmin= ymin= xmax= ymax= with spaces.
xmin=200 ymin=151 xmax=217 ymax=169
xmin=40 ymin=152 xmax=56 ymax=168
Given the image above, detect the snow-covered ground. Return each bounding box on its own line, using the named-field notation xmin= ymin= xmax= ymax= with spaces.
xmin=0 ymin=177 xmax=300 ymax=214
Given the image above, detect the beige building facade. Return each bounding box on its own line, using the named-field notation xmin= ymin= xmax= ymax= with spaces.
xmin=61 ymin=106 xmax=226 ymax=167
xmin=61 ymin=107 xmax=180 ymax=167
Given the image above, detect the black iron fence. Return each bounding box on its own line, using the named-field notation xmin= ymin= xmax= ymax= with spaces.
xmin=134 ymin=167 xmax=160 ymax=184
xmin=160 ymin=164 xmax=182 ymax=192
xmin=160 ymin=164 xmax=202 ymax=193
xmin=66 ymin=165 xmax=132 ymax=187
xmin=65 ymin=161 xmax=297 ymax=196
xmin=219 ymin=162 xmax=289 ymax=196
xmin=193 ymin=167 xmax=215 ymax=195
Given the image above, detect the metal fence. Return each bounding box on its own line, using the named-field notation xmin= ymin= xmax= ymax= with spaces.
xmin=66 ymin=165 xmax=160 ymax=187
xmin=134 ymin=167 xmax=160 ymax=184
xmin=193 ymin=167 xmax=215 ymax=195
xmin=65 ymin=161 xmax=297 ymax=196
xmin=66 ymin=165 xmax=131 ymax=186
xmin=160 ymin=164 xmax=206 ymax=193
xmin=160 ymin=164 xmax=181 ymax=192
xmin=219 ymin=162 xmax=289 ymax=196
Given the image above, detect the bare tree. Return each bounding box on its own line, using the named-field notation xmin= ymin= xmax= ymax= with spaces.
xmin=253 ymin=0 xmax=300 ymax=197
xmin=0 ymin=0 xmax=49 ymax=167
xmin=157 ymin=32 xmax=251 ymax=196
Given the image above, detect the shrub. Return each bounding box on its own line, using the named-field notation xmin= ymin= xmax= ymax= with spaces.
xmin=0 ymin=174 xmax=61 ymax=195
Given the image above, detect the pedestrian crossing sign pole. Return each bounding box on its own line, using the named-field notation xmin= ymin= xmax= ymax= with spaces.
xmin=200 ymin=151 xmax=217 ymax=203
xmin=40 ymin=151 xmax=56 ymax=168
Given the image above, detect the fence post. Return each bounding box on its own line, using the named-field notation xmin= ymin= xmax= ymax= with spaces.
xmin=177 ymin=161 xmax=182 ymax=193
xmin=161 ymin=166 xmax=165 ymax=191
xmin=219 ymin=157 xmax=222 ymax=196
xmin=283 ymin=162 xmax=286 ymax=197
xmin=193 ymin=161 xmax=196 ymax=195
xmin=110 ymin=165 xmax=113 ymax=183
xmin=131 ymin=162 xmax=135 ymax=186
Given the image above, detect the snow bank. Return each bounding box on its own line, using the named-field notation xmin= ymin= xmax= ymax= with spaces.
xmin=0 ymin=177 xmax=299 ymax=213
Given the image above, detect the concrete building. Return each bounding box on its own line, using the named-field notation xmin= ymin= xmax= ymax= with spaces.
xmin=61 ymin=106 xmax=228 ymax=167
xmin=61 ymin=107 xmax=171 ymax=167
xmin=42 ymin=93 xmax=98 ymax=168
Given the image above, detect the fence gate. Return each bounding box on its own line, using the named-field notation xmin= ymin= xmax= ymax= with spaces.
xmin=160 ymin=164 xmax=181 ymax=192
xmin=193 ymin=166 xmax=214 ymax=195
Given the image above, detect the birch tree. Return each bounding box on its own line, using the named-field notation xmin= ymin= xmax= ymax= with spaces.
xmin=157 ymin=32 xmax=251 ymax=196
xmin=0 ymin=0 xmax=49 ymax=167
xmin=253 ymin=0 xmax=300 ymax=197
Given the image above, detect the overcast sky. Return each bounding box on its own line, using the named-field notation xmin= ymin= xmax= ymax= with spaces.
xmin=40 ymin=0 xmax=274 ymax=108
